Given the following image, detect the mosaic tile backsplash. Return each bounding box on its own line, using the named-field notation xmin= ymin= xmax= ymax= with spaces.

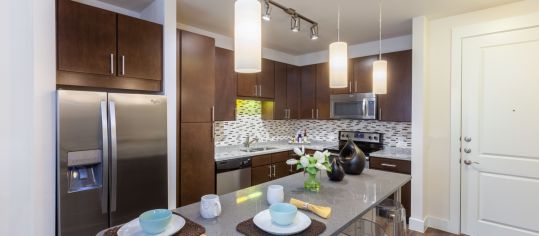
xmin=214 ymin=100 xmax=412 ymax=148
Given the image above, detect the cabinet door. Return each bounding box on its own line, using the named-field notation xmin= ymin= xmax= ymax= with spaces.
xmin=180 ymin=123 xmax=215 ymax=206
xmin=377 ymin=50 xmax=412 ymax=122
xmin=315 ymin=63 xmax=331 ymax=120
xmin=300 ymin=65 xmax=316 ymax=119
xmin=117 ymin=15 xmax=163 ymax=81
xmin=274 ymin=162 xmax=292 ymax=179
xmin=353 ymin=55 xmax=378 ymax=93
xmin=286 ymin=65 xmax=301 ymax=119
xmin=214 ymin=48 xmax=237 ymax=121
xmin=252 ymin=165 xmax=272 ymax=186
xmin=57 ymin=0 xmax=116 ymax=75
xmin=259 ymin=59 xmax=275 ymax=98
xmin=273 ymin=62 xmax=288 ymax=120
xmin=237 ymin=73 xmax=258 ymax=97
xmin=330 ymin=59 xmax=354 ymax=94
xmin=180 ymin=31 xmax=215 ymax=123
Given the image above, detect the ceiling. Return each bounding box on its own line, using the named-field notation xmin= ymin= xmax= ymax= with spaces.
xmin=178 ymin=0 xmax=521 ymax=55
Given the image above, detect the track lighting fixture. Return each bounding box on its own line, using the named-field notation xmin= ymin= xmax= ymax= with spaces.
xmin=291 ymin=14 xmax=300 ymax=32
xmin=310 ymin=24 xmax=319 ymax=40
xmin=262 ymin=0 xmax=271 ymax=21
xmin=262 ymin=0 xmax=318 ymax=40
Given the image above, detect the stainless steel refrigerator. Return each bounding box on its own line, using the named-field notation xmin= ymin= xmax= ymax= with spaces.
xmin=56 ymin=90 xmax=168 ymax=236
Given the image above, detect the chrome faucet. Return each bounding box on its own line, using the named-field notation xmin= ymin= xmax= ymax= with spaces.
xmin=243 ymin=134 xmax=259 ymax=149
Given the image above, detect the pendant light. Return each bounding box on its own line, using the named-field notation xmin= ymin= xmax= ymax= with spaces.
xmin=372 ymin=0 xmax=387 ymax=94
xmin=234 ymin=0 xmax=261 ymax=73
xmin=329 ymin=5 xmax=348 ymax=88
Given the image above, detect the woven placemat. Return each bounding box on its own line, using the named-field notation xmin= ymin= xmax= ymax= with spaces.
xmin=236 ymin=218 xmax=326 ymax=236
xmin=103 ymin=213 xmax=205 ymax=236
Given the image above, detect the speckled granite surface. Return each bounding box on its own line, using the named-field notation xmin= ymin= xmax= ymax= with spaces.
xmin=369 ymin=147 xmax=411 ymax=161
xmin=215 ymin=140 xmax=338 ymax=161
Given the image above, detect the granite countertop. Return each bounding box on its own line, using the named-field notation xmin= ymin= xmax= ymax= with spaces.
xmin=369 ymin=147 xmax=411 ymax=161
xmin=215 ymin=140 xmax=338 ymax=161
xmin=174 ymin=169 xmax=411 ymax=236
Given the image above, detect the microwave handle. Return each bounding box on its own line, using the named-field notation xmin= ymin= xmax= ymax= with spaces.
xmin=362 ymin=98 xmax=367 ymax=117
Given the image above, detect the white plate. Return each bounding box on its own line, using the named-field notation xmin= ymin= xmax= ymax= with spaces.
xmin=117 ymin=214 xmax=185 ymax=236
xmin=253 ymin=209 xmax=312 ymax=235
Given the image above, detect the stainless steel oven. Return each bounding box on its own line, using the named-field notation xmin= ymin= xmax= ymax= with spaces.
xmin=330 ymin=93 xmax=377 ymax=119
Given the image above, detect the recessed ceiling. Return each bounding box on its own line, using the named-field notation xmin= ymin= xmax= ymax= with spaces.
xmin=178 ymin=0 xmax=521 ymax=55
xmin=97 ymin=0 xmax=155 ymax=12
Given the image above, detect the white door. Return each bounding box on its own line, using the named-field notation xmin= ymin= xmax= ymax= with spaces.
xmin=461 ymin=25 xmax=539 ymax=236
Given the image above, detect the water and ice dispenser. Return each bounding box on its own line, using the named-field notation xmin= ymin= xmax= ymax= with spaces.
xmin=67 ymin=149 xmax=103 ymax=193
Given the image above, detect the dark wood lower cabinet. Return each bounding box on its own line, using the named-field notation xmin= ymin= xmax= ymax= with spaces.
xmin=273 ymin=162 xmax=291 ymax=179
xmin=369 ymin=156 xmax=411 ymax=222
xmin=251 ymin=151 xmax=296 ymax=186
xmin=252 ymin=165 xmax=272 ymax=186
xmin=180 ymin=123 xmax=215 ymax=206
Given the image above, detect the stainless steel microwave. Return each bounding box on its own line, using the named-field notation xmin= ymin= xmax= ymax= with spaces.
xmin=330 ymin=93 xmax=377 ymax=119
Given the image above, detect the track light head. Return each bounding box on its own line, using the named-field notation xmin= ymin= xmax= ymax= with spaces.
xmin=310 ymin=24 xmax=319 ymax=40
xmin=291 ymin=14 xmax=300 ymax=32
xmin=262 ymin=0 xmax=271 ymax=21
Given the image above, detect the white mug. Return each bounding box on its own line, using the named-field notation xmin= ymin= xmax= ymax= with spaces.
xmin=267 ymin=185 xmax=284 ymax=205
xmin=200 ymin=194 xmax=221 ymax=219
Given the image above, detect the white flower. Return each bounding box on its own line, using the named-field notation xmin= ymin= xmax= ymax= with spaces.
xmin=322 ymin=150 xmax=330 ymax=157
xmin=293 ymin=147 xmax=304 ymax=156
xmin=286 ymin=159 xmax=298 ymax=165
xmin=314 ymin=151 xmax=325 ymax=164
xmin=315 ymin=163 xmax=327 ymax=171
xmin=300 ymin=156 xmax=309 ymax=167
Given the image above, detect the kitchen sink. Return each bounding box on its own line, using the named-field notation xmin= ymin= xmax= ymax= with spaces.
xmin=240 ymin=146 xmax=278 ymax=153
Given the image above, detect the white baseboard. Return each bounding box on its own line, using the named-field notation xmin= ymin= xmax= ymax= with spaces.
xmin=408 ymin=217 xmax=425 ymax=233
xmin=425 ymin=216 xmax=451 ymax=233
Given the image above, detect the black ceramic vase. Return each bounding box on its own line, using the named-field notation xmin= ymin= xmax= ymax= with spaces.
xmin=339 ymin=138 xmax=366 ymax=175
xmin=326 ymin=155 xmax=345 ymax=181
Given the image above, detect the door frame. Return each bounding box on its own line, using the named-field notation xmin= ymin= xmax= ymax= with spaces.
xmin=450 ymin=12 xmax=539 ymax=235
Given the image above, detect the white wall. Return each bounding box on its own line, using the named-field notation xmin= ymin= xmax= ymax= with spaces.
xmin=0 ymin=0 xmax=56 ymax=235
xmin=419 ymin=0 xmax=539 ymax=233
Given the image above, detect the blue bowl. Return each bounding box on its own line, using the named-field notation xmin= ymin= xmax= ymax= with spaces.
xmin=139 ymin=209 xmax=172 ymax=234
xmin=269 ymin=203 xmax=297 ymax=226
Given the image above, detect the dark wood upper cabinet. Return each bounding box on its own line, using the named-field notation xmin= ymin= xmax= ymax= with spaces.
xmin=117 ymin=15 xmax=162 ymax=81
xmin=237 ymin=73 xmax=258 ymax=97
xmin=56 ymin=0 xmax=163 ymax=91
xmin=300 ymin=65 xmax=316 ymax=119
xmin=259 ymin=59 xmax=275 ymax=98
xmin=214 ymin=47 xmax=236 ymax=121
xmin=273 ymin=62 xmax=288 ymax=120
xmin=180 ymin=30 xmax=215 ymax=123
xmin=378 ymin=50 xmax=412 ymax=122
xmin=286 ymin=65 xmax=301 ymax=119
xmin=315 ymin=63 xmax=331 ymax=120
xmin=180 ymin=123 xmax=215 ymax=206
xmin=57 ymin=0 xmax=116 ymax=76
xmin=353 ymin=55 xmax=378 ymax=93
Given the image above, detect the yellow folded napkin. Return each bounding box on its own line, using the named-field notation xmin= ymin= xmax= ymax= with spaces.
xmin=289 ymin=198 xmax=332 ymax=219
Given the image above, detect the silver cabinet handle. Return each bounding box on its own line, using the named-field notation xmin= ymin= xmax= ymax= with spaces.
xmin=316 ymin=109 xmax=319 ymax=119
xmin=259 ymin=85 xmax=262 ymax=97
xmin=381 ymin=163 xmax=397 ymax=168
xmin=108 ymin=101 xmax=118 ymax=212
xmin=211 ymin=106 xmax=215 ymax=142
xmin=110 ymin=53 xmax=114 ymax=74
xmin=311 ymin=109 xmax=314 ymax=119
xmin=464 ymin=137 xmax=472 ymax=142
xmin=349 ymin=81 xmax=352 ymax=93
xmin=463 ymin=160 xmax=479 ymax=165
xmin=379 ymin=108 xmax=382 ymax=120
xmin=100 ymin=101 xmax=109 ymax=214
xmin=272 ymin=164 xmax=276 ymax=178
xmin=268 ymin=165 xmax=272 ymax=178
xmin=284 ymin=109 xmax=287 ymax=119
xmin=355 ymin=80 xmax=358 ymax=92
xmin=121 ymin=55 xmax=125 ymax=76
xmin=254 ymin=85 xmax=258 ymax=96
xmin=464 ymin=148 xmax=471 ymax=153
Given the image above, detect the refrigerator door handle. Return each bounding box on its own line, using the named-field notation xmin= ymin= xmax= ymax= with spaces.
xmin=109 ymin=101 xmax=118 ymax=212
xmin=100 ymin=101 xmax=109 ymax=214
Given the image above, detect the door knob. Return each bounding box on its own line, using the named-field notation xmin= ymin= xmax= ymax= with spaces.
xmin=463 ymin=148 xmax=471 ymax=153
xmin=463 ymin=160 xmax=479 ymax=165
xmin=464 ymin=137 xmax=472 ymax=142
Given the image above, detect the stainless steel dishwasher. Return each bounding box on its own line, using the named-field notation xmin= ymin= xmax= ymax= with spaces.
xmin=216 ymin=156 xmax=252 ymax=195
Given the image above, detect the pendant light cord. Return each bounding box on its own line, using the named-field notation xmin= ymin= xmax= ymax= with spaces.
xmin=337 ymin=5 xmax=341 ymax=42
xmin=378 ymin=0 xmax=382 ymax=60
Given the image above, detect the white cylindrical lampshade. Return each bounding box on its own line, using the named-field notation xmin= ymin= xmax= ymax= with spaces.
xmin=234 ymin=0 xmax=261 ymax=73
xmin=329 ymin=42 xmax=348 ymax=88
xmin=372 ymin=60 xmax=387 ymax=94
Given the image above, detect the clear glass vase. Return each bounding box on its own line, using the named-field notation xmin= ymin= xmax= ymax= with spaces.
xmin=304 ymin=172 xmax=321 ymax=192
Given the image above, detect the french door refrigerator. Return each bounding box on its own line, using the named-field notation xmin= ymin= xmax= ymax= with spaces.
xmin=56 ymin=90 xmax=168 ymax=236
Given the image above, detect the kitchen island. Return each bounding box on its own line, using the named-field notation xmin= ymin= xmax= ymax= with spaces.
xmin=175 ymin=169 xmax=411 ymax=235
